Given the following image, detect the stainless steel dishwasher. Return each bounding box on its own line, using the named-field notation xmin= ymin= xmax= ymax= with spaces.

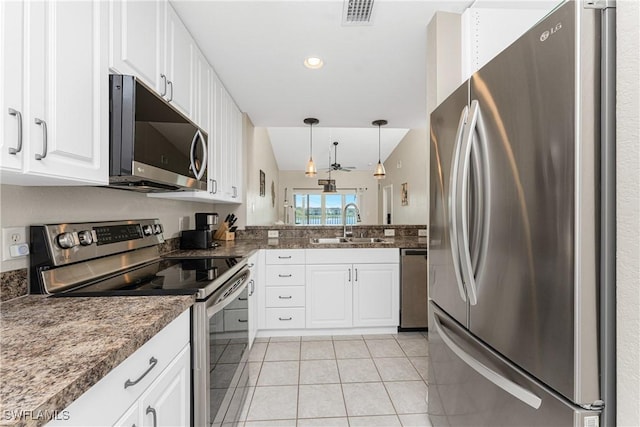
xmin=400 ymin=249 xmax=428 ymax=329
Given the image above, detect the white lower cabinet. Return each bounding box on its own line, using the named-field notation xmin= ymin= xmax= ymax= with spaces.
xmin=247 ymin=251 xmax=261 ymax=347
xmin=306 ymin=265 xmax=352 ymax=328
xmin=48 ymin=310 xmax=190 ymax=427
xmin=114 ymin=345 xmax=190 ymax=427
xmin=262 ymin=250 xmax=306 ymax=330
xmin=306 ymin=262 xmax=399 ymax=329
xmin=259 ymin=248 xmax=399 ymax=334
xmin=137 ymin=346 xmax=190 ymax=427
xmin=353 ymin=263 xmax=400 ymax=327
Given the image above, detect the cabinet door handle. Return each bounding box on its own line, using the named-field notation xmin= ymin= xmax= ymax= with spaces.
xmin=278 ymin=256 xmax=292 ymax=259
xmin=34 ymin=118 xmax=47 ymax=160
xmin=279 ymin=317 xmax=292 ymax=321
xmin=238 ymin=319 xmax=248 ymax=323
xmin=232 ymin=186 xmax=238 ymax=198
xmin=278 ymin=274 xmax=292 ymax=278
xmin=212 ymin=179 xmax=218 ymax=194
xmin=348 ymin=268 xmax=351 ymax=282
xmin=355 ymin=268 xmax=358 ymax=282
xmin=250 ymin=279 xmax=255 ymax=296
xmin=124 ymin=357 xmax=158 ymax=389
xmin=146 ymin=406 xmax=158 ymax=427
xmin=168 ymin=80 xmax=174 ymax=101
xmin=7 ymin=108 xmax=22 ymax=154
xmin=238 ymin=297 xmax=248 ymax=301
xmin=160 ymin=74 xmax=167 ymax=96
xmin=278 ymin=295 xmax=292 ymax=299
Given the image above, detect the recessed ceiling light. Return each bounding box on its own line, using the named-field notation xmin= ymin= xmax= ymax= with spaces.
xmin=304 ymin=56 xmax=324 ymax=69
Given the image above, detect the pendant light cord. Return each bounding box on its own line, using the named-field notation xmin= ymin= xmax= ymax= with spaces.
xmin=378 ymin=123 xmax=381 ymax=161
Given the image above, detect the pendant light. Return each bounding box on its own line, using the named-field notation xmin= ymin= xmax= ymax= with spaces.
xmin=372 ymin=119 xmax=387 ymax=179
xmin=304 ymin=118 xmax=319 ymax=177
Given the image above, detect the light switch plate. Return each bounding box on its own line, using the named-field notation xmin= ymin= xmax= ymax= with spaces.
xmin=268 ymin=230 xmax=279 ymax=238
xmin=384 ymin=229 xmax=395 ymax=237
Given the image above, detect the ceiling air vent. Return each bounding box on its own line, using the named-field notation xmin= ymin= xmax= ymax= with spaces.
xmin=342 ymin=0 xmax=374 ymax=26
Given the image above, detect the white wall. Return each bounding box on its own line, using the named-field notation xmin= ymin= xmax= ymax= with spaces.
xmin=377 ymin=129 xmax=428 ymax=225
xmin=278 ymin=170 xmax=378 ymax=225
xmin=616 ymin=1 xmax=640 ymax=425
xmin=244 ymin=118 xmax=280 ymax=226
xmin=0 ymin=184 xmax=220 ymax=271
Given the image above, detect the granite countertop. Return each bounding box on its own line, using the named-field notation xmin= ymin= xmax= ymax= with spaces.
xmin=0 ymin=295 xmax=195 ymax=427
xmin=165 ymin=236 xmax=427 ymax=258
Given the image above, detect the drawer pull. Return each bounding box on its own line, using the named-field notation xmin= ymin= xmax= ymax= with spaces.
xmin=279 ymin=317 xmax=293 ymax=321
xmin=239 ymin=297 xmax=248 ymax=301
xmin=278 ymin=295 xmax=292 ymax=299
xmin=278 ymin=256 xmax=292 ymax=259
xmin=146 ymin=406 xmax=158 ymax=427
xmin=278 ymin=274 xmax=292 ymax=278
xmin=124 ymin=357 xmax=158 ymax=389
xmin=238 ymin=319 xmax=248 ymax=323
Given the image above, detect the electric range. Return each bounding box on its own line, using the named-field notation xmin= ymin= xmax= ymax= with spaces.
xmin=29 ymin=219 xmax=253 ymax=427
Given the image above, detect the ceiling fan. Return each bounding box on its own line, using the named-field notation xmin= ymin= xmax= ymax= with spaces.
xmin=324 ymin=141 xmax=356 ymax=172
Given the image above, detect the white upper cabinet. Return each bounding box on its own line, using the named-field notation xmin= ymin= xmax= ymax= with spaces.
xmin=0 ymin=0 xmax=24 ymax=173
xmin=110 ymin=1 xmax=194 ymax=120
xmin=109 ymin=0 xmax=165 ymax=94
xmin=164 ymin=5 xmax=194 ymax=118
xmin=1 ymin=0 xmax=108 ymax=186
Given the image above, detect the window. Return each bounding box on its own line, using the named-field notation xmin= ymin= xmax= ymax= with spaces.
xmin=293 ymin=191 xmax=359 ymax=225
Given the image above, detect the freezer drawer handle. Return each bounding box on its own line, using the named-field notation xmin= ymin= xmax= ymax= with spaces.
xmin=433 ymin=313 xmax=542 ymax=409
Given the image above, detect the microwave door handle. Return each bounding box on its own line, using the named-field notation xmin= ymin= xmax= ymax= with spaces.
xmin=190 ymin=129 xmax=207 ymax=181
xmin=448 ymin=105 xmax=469 ymax=303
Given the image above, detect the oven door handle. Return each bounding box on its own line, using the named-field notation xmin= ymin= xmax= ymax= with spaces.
xmin=206 ymin=270 xmax=250 ymax=316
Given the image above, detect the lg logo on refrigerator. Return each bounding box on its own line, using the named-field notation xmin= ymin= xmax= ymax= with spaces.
xmin=540 ymin=23 xmax=563 ymax=42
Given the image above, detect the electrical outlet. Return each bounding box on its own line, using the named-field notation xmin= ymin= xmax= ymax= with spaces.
xmin=384 ymin=229 xmax=395 ymax=237
xmin=2 ymin=227 xmax=28 ymax=261
xmin=268 ymin=230 xmax=279 ymax=238
xmin=418 ymin=229 xmax=428 ymax=237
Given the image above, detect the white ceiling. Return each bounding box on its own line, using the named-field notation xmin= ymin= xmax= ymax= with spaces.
xmin=172 ymin=0 xmax=473 ymax=170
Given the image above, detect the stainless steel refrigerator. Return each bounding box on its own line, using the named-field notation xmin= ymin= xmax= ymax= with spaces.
xmin=428 ymin=1 xmax=616 ymax=426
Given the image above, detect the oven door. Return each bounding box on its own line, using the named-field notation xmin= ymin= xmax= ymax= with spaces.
xmin=193 ymin=267 xmax=250 ymax=427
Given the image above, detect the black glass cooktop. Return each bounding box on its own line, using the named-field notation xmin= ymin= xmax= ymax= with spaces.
xmin=55 ymin=257 xmax=241 ymax=297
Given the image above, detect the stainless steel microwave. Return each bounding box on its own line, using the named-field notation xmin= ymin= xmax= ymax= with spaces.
xmin=109 ymin=74 xmax=208 ymax=192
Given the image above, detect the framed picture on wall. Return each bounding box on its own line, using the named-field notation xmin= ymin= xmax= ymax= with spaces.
xmin=259 ymin=170 xmax=265 ymax=197
xmin=401 ymin=182 xmax=409 ymax=206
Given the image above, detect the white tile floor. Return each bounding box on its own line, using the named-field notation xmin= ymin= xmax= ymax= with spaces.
xmin=240 ymin=332 xmax=431 ymax=427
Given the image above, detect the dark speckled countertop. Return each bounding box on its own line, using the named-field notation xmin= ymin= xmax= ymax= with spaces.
xmin=164 ymin=237 xmax=427 ymax=259
xmin=0 ymin=295 xmax=194 ymax=427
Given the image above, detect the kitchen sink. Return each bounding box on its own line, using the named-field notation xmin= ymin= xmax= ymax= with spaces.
xmin=309 ymin=237 xmax=389 ymax=244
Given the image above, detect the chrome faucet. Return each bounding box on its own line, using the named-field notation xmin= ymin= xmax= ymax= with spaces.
xmin=342 ymin=202 xmax=362 ymax=238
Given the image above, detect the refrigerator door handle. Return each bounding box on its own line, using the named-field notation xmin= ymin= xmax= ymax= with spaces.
xmin=456 ymin=100 xmax=484 ymax=305
xmin=433 ymin=312 xmax=542 ymax=410
xmin=448 ymin=105 xmax=469 ymax=303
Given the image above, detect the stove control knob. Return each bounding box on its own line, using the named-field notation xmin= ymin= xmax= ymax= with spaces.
xmin=78 ymin=230 xmax=93 ymax=246
xmin=142 ymin=225 xmax=154 ymax=236
xmin=57 ymin=232 xmax=77 ymax=249
xmin=153 ymin=224 xmax=163 ymax=234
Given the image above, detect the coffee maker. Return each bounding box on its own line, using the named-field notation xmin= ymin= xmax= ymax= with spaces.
xmin=180 ymin=213 xmax=219 ymax=249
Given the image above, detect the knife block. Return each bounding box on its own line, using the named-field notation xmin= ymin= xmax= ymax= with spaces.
xmin=213 ymin=223 xmax=235 ymax=241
